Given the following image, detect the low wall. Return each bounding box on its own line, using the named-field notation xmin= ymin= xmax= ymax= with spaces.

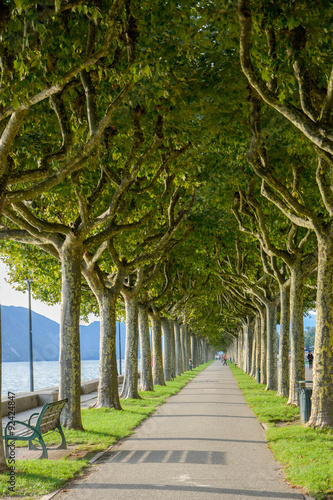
xmin=1 ymin=374 xmax=127 ymax=417
xmin=2 ymin=392 xmax=39 ymax=417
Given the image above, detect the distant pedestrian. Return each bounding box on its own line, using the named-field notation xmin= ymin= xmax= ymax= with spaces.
xmin=189 ymin=359 xmax=193 ymax=371
xmin=307 ymin=351 xmax=313 ymax=369
xmin=223 ymin=354 xmax=227 ymax=366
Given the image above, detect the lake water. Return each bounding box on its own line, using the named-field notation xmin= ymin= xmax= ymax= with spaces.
xmin=1 ymin=359 xmax=125 ymax=396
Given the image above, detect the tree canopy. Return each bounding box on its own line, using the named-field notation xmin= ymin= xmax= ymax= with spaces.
xmin=1 ymin=0 xmax=333 ymax=436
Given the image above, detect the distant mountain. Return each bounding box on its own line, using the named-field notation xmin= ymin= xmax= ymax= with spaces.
xmin=303 ymin=313 xmax=316 ymax=329
xmin=1 ymin=305 xmax=126 ymax=362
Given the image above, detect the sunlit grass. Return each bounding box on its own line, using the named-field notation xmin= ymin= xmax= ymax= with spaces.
xmin=229 ymin=362 xmax=333 ymax=499
xmin=0 ymin=362 xmax=212 ymax=497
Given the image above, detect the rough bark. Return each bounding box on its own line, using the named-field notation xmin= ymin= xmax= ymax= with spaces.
xmin=198 ymin=339 xmax=203 ymax=365
xmin=259 ymin=307 xmax=267 ymax=385
xmin=149 ymin=310 xmax=165 ymax=386
xmin=120 ymin=292 xmax=140 ymax=399
xmin=244 ymin=319 xmax=253 ymax=374
xmin=83 ymin=262 xmax=124 ymax=409
xmin=230 ymin=337 xmax=235 ymax=364
xmin=184 ymin=327 xmax=189 ymax=369
xmin=277 ymin=282 xmax=290 ymax=398
xmin=96 ymin=292 xmax=121 ymax=408
xmin=180 ymin=323 xmax=186 ymax=372
xmin=250 ymin=317 xmax=258 ymax=378
xmin=255 ymin=314 xmax=261 ymax=379
xmin=288 ymin=265 xmax=305 ymax=405
xmin=266 ymin=301 xmax=278 ymax=391
xmin=138 ymin=304 xmax=153 ymax=391
xmin=161 ymin=316 xmax=171 ymax=381
xmin=308 ymin=236 xmax=333 ymax=427
xmin=174 ymin=319 xmax=182 ymax=376
xmin=59 ymin=238 xmax=83 ymax=429
xmin=169 ymin=319 xmax=175 ymax=378
xmin=192 ymin=335 xmax=196 ymax=367
xmin=238 ymin=329 xmax=244 ymax=370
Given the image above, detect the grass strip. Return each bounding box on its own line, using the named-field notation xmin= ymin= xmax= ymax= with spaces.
xmin=229 ymin=362 xmax=333 ymax=500
xmin=0 ymin=362 xmax=212 ymax=498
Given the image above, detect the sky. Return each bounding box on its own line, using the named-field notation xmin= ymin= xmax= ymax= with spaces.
xmin=0 ymin=261 xmax=98 ymax=324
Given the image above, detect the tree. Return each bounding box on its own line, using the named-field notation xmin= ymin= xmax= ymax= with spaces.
xmin=233 ymin=176 xmax=317 ymax=401
xmin=238 ymin=0 xmax=333 ymax=427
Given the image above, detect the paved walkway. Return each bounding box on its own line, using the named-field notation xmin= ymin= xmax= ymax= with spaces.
xmin=51 ymin=361 xmax=305 ymax=500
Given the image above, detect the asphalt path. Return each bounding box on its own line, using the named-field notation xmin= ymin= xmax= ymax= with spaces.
xmin=52 ymin=361 xmax=305 ymax=500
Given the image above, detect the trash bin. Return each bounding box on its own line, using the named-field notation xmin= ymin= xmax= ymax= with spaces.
xmin=298 ymin=381 xmax=312 ymax=424
xmin=256 ymin=368 xmax=260 ymax=383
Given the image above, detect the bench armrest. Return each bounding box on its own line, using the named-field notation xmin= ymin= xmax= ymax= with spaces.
xmin=3 ymin=419 xmax=38 ymax=439
xmin=28 ymin=413 xmax=39 ymax=425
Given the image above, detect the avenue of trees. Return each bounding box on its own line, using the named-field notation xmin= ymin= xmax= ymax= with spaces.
xmin=0 ymin=0 xmax=333 ymax=469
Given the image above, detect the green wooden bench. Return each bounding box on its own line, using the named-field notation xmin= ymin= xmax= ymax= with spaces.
xmin=3 ymin=399 xmax=68 ymax=459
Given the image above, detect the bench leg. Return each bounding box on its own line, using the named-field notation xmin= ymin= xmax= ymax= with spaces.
xmin=36 ymin=438 xmax=48 ymax=459
xmin=29 ymin=440 xmax=38 ymax=451
xmin=55 ymin=421 xmax=67 ymax=450
xmin=28 ymin=437 xmax=48 ymax=459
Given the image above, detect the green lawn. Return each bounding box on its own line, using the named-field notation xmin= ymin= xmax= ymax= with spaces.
xmin=0 ymin=363 xmax=212 ymax=498
xmin=229 ymin=362 xmax=333 ymax=500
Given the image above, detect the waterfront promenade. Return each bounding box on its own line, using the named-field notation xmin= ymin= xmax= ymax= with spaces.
xmin=47 ymin=362 xmax=306 ymax=500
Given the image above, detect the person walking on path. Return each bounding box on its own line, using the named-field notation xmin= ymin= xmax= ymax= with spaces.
xmin=223 ymin=353 xmax=227 ymax=365
xmin=189 ymin=358 xmax=193 ymax=370
xmin=52 ymin=361 xmax=303 ymax=500
xmin=307 ymin=350 xmax=314 ymax=369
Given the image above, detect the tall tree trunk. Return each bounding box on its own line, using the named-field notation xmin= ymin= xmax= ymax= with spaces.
xmin=232 ymin=336 xmax=238 ymax=365
xmin=59 ymin=238 xmax=83 ymax=430
xmin=138 ymin=304 xmax=153 ymax=391
xmin=181 ymin=323 xmax=186 ymax=372
xmin=254 ymin=314 xmax=261 ymax=380
xmin=250 ymin=318 xmax=257 ymax=377
xmin=185 ymin=327 xmax=191 ymax=369
xmin=121 ymin=292 xmax=140 ymax=399
xmin=277 ymin=282 xmax=290 ymax=398
xmin=259 ymin=307 xmax=267 ymax=385
xmin=96 ymin=292 xmax=121 ymax=408
xmin=266 ymin=301 xmax=278 ymax=391
xmin=174 ymin=319 xmax=182 ymax=376
xmin=204 ymin=342 xmax=209 ymax=363
xmin=233 ymin=337 xmax=237 ymax=364
xmin=308 ymin=236 xmax=333 ymax=427
xmin=248 ymin=320 xmax=254 ymax=374
xmin=83 ymin=263 xmax=125 ymax=410
xmin=288 ymin=265 xmax=305 ymax=405
xmin=161 ymin=317 xmax=171 ymax=381
xmin=243 ymin=322 xmax=249 ymax=372
xmin=169 ymin=319 xmax=175 ymax=378
xmin=194 ymin=335 xmax=199 ymax=366
xmin=244 ymin=319 xmax=253 ymax=374
xmin=198 ymin=339 xmax=203 ymax=364
xmin=149 ymin=310 xmax=165 ymax=386
xmin=190 ymin=334 xmax=195 ymax=368
xmin=238 ymin=329 xmax=244 ymax=370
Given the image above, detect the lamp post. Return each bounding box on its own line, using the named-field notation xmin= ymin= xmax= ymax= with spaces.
xmin=26 ymin=279 xmax=34 ymax=392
